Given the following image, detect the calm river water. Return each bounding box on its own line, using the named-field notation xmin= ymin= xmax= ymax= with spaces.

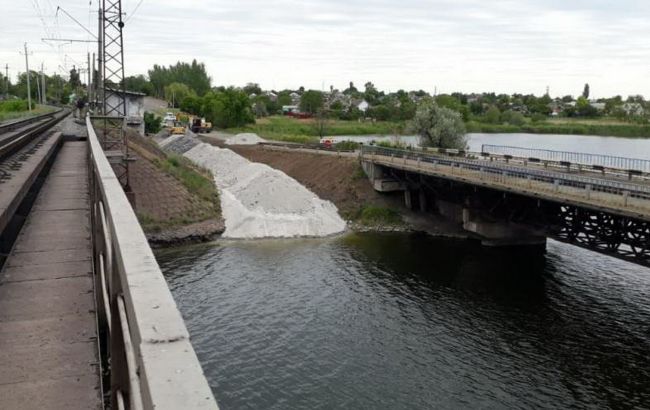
xmin=157 ymin=133 xmax=650 ymax=409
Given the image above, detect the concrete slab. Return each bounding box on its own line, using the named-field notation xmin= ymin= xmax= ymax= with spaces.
xmin=0 ymin=140 xmax=101 ymax=409
xmin=0 ymin=376 xmax=101 ymax=410
xmin=1 ymin=260 xmax=91 ymax=283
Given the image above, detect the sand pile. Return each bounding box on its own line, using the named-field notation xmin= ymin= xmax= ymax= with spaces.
xmin=158 ymin=137 xmax=346 ymax=238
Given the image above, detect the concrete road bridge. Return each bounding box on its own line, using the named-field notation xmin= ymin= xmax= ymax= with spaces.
xmin=360 ymin=145 xmax=650 ymax=268
xmin=0 ymin=112 xmax=218 ymax=409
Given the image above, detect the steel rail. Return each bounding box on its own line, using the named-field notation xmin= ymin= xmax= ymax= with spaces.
xmin=0 ymin=109 xmax=69 ymax=160
xmin=0 ymin=107 xmax=64 ymax=134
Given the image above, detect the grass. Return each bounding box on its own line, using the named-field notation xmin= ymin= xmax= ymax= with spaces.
xmin=0 ymin=104 xmax=58 ymax=123
xmin=152 ymin=153 xmax=219 ymax=206
xmin=466 ymin=119 xmax=650 ymax=138
xmin=353 ymin=205 xmax=403 ymax=226
xmin=226 ymin=115 xmax=406 ymax=143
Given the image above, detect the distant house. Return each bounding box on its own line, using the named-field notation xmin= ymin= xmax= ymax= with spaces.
xmin=623 ymin=102 xmax=645 ymax=116
xmin=590 ymin=102 xmax=606 ymax=111
xmin=264 ymin=91 xmax=278 ymax=102
xmin=105 ymin=89 xmax=146 ymax=135
xmin=357 ymin=99 xmax=370 ymax=112
xmin=282 ymin=105 xmax=299 ymax=114
xmin=289 ymin=92 xmax=301 ymax=105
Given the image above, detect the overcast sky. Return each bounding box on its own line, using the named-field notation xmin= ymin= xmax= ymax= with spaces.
xmin=2 ymin=0 xmax=650 ymax=98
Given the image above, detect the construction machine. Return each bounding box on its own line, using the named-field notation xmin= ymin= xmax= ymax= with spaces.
xmin=170 ymin=121 xmax=186 ymax=135
xmin=190 ymin=116 xmax=213 ymax=134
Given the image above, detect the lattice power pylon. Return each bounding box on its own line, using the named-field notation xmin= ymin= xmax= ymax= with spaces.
xmin=101 ymin=0 xmax=130 ymax=189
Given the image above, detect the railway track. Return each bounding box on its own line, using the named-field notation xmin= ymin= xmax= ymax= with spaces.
xmin=0 ymin=109 xmax=68 ymax=160
xmin=0 ymin=109 xmax=69 ymax=267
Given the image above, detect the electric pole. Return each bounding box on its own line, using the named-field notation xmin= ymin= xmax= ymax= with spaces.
xmin=4 ymin=64 xmax=8 ymax=100
xmin=41 ymin=62 xmax=46 ymax=104
xmin=23 ymin=43 xmax=32 ymax=111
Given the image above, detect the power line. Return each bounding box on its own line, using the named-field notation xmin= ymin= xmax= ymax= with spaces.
xmin=125 ymin=0 xmax=144 ymax=23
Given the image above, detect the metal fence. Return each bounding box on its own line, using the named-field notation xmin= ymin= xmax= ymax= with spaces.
xmin=361 ymin=145 xmax=650 ymax=201
xmin=481 ymin=144 xmax=650 ymax=173
xmin=86 ymin=116 xmax=219 ymax=410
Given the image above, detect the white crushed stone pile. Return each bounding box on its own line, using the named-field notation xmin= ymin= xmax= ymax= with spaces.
xmin=178 ymin=142 xmax=346 ymax=239
xmin=159 ymin=135 xmax=200 ymax=154
xmin=224 ymin=132 xmax=266 ymax=145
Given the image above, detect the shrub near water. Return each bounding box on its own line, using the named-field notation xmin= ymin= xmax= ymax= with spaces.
xmin=358 ymin=206 xmax=402 ymax=225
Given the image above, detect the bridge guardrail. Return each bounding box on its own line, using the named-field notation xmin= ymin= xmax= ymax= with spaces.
xmin=86 ymin=116 xmax=219 ymax=410
xmin=361 ymin=145 xmax=650 ymax=202
xmin=481 ymin=144 xmax=650 ymax=174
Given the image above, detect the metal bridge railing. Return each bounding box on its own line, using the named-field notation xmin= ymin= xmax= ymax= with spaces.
xmin=361 ymin=145 xmax=650 ymax=205
xmin=86 ymin=116 xmax=219 ymax=410
xmin=481 ymin=144 xmax=650 ymax=173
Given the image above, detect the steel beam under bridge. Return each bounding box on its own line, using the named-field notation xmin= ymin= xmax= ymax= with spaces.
xmin=360 ymin=146 xmax=650 ymax=268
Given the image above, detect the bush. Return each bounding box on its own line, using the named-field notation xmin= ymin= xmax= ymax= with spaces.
xmin=144 ymin=112 xmax=162 ymax=135
xmin=358 ymin=206 xmax=402 ymax=225
xmin=0 ymin=99 xmax=29 ymax=112
xmin=334 ymin=140 xmax=361 ymax=151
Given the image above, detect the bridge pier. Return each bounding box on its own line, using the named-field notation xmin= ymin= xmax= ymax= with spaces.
xmin=461 ymin=208 xmax=546 ymax=247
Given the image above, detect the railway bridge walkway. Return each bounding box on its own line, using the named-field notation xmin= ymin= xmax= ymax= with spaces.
xmin=0 ymin=111 xmax=218 ymax=409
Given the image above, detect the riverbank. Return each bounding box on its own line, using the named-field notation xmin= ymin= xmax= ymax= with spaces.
xmin=467 ymin=119 xmax=650 ymax=138
xmin=221 ymin=115 xmax=650 ymax=142
xmin=226 ymin=115 xmax=406 ymax=143
xmin=127 ymin=132 xmax=224 ymax=246
xmin=201 ymin=137 xmax=469 ymax=238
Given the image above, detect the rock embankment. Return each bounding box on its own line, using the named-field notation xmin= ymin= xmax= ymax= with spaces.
xmin=158 ymin=136 xmax=347 ymax=239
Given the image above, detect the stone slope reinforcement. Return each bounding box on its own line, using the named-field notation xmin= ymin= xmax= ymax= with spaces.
xmin=157 ymin=135 xmax=346 ymax=238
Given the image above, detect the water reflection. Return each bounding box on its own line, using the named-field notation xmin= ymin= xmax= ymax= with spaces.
xmin=157 ymin=232 xmax=650 ymax=409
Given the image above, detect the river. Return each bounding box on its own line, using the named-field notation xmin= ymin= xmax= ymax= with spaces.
xmin=156 ymin=133 xmax=650 ymax=409
xmin=325 ymin=133 xmax=650 ymax=160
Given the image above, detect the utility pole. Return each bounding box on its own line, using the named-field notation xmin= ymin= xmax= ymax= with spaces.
xmin=35 ymin=71 xmax=41 ymax=104
xmin=41 ymin=62 xmax=46 ymax=104
xmin=23 ymin=43 xmax=32 ymax=112
xmin=97 ymin=7 xmax=104 ymax=114
xmin=87 ymin=52 xmax=91 ymax=104
xmin=4 ymin=64 xmax=8 ymax=100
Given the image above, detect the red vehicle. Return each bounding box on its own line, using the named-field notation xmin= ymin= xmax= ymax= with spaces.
xmin=287 ymin=111 xmax=313 ymax=119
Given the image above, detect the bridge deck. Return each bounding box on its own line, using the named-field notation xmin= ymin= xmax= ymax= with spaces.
xmin=363 ymin=151 xmax=650 ymax=221
xmin=0 ymin=141 xmax=101 ymax=409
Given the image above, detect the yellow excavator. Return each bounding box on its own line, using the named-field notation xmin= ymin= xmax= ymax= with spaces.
xmin=170 ymin=121 xmax=186 ymax=135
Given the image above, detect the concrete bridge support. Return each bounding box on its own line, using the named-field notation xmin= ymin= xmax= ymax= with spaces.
xmin=362 ymin=160 xmax=546 ymax=248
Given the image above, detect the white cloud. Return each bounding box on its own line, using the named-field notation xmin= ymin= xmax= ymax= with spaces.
xmin=2 ymin=0 xmax=650 ymax=97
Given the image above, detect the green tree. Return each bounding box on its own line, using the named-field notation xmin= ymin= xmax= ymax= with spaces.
xmin=500 ymin=110 xmax=525 ymax=126
xmin=144 ymin=112 xmax=162 ymax=134
xmin=582 ymin=83 xmax=590 ymax=99
xmin=243 ymin=82 xmax=262 ymax=96
xmin=277 ymin=90 xmax=292 ymax=107
xmin=69 ymin=66 xmax=81 ymax=89
xmin=484 ymin=106 xmax=501 ymax=124
xmin=180 ymin=95 xmax=202 ymax=114
xmin=148 ymin=60 xmax=211 ymax=97
xmin=164 ymin=82 xmax=196 ymax=108
xmin=299 ymin=90 xmax=324 ymax=114
xmin=576 ymin=96 xmax=598 ymax=117
xmin=410 ymin=100 xmax=467 ymax=149
xmin=201 ymin=88 xmax=254 ymax=128
xmin=124 ymin=75 xmax=154 ymax=95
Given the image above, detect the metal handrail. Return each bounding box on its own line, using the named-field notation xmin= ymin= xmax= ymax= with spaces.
xmin=86 ymin=115 xmax=219 ymax=410
xmin=361 ymin=145 xmax=650 ymax=200
xmin=481 ymin=144 xmax=650 ymax=173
